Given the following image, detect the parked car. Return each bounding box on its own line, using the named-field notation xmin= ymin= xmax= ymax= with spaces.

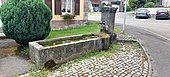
xmin=136 ymin=9 xmax=150 ymax=19
xmin=156 ymin=9 xmax=169 ymax=19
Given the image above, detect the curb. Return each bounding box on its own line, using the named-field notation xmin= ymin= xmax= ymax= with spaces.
xmin=117 ymin=39 xmax=153 ymax=77
xmin=134 ymin=40 xmax=153 ymax=77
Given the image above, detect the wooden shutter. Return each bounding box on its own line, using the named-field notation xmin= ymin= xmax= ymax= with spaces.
xmin=45 ymin=0 xmax=52 ymax=10
xmin=55 ymin=0 xmax=61 ymax=15
xmin=74 ymin=0 xmax=80 ymax=15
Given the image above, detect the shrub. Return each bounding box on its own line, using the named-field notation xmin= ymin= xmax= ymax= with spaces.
xmin=129 ymin=0 xmax=145 ymax=9
xmin=127 ymin=6 xmax=132 ymax=11
xmin=62 ymin=14 xmax=75 ymax=20
xmin=144 ymin=2 xmax=155 ymax=8
xmin=0 ymin=0 xmax=52 ymax=45
xmin=124 ymin=6 xmax=132 ymax=11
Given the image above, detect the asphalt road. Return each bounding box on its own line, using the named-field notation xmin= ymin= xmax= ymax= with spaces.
xmin=116 ymin=12 xmax=170 ymax=77
xmin=89 ymin=12 xmax=170 ymax=77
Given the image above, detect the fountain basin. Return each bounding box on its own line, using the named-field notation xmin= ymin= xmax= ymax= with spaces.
xmin=29 ymin=34 xmax=110 ymax=69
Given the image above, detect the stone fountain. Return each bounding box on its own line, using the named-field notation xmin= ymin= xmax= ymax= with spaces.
xmin=29 ymin=6 xmax=117 ymax=69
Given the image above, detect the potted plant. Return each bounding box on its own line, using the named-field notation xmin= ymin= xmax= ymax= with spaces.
xmin=62 ymin=13 xmax=75 ymax=20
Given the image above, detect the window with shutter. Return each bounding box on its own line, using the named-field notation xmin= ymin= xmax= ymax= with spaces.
xmin=74 ymin=0 xmax=80 ymax=15
xmin=55 ymin=0 xmax=61 ymax=15
xmin=54 ymin=0 xmax=80 ymax=15
xmin=61 ymin=0 xmax=75 ymax=15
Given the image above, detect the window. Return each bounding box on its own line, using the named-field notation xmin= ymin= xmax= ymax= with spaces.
xmin=61 ymin=0 xmax=74 ymax=15
xmin=55 ymin=0 xmax=80 ymax=15
xmin=158 ymin=9 xmax=168 ymax=12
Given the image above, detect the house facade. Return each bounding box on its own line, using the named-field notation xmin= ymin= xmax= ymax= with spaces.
xmin=162 ymin=0 xmax=170 ymax=7
xmin=0 ymin=0 xmax=5 ymax=6
xmin=89 ymin=0 xmax=119 ymax=12
xmin=45 ymin=0 xmax=88 ymax=29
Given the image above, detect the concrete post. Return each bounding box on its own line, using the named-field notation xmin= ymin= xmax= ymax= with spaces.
xmin=100 ymin=7 xmax=118 ymax=43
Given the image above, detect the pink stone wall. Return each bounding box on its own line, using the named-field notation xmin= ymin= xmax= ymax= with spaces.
xmin=51 ymin=20 xmax=87 ymax=30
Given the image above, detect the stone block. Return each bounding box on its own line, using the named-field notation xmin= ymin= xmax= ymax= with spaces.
xmin=29 ymin=34 xmax=109 ymax=69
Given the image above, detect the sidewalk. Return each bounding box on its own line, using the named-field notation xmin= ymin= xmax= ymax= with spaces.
xmin=0 ymin=36 xmax=34 ymax=77
xmin=0 ymin=26 xmax=6 ymax=39
xmin=0 ymin=33 xmax=6 ymax=39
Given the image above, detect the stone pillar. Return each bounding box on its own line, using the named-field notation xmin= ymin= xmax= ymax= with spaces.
xmin=100 ymin=7 xmax=118 ymax=43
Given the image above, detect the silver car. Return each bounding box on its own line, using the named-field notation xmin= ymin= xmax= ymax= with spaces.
xmin=136 ymin=9 xmax=150 ymax=19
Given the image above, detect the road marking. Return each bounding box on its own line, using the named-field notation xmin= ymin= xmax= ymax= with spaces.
xmin=143 ymin=28 xmax=170 ymax=41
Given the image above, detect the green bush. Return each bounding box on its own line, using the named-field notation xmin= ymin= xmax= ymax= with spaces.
xmin=124 ymin=6 xmax=132 ymax=11
xmin=62 ymin=14 xmax=75 ymax=20
xmin=144 ymin=2 xmax=155 ymax=8
xmin=127 ymin=6 xmax=132 ymax=11
xmin=128 ymin=0 xmax=145 ymax=9
xmin=0 ymin=0 xmax=52 ymax=45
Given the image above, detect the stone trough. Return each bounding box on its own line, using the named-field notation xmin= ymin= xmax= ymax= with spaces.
xmin=29 ymin=34 xmax=110 ymax=69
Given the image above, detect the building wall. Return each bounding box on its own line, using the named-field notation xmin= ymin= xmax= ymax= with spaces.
xmin=167 ymin=0 xmax=170 ymax=7
xmin=162 ymin=0 xmax=170 ymax=7
xmin=44 ymin=0 xmax=89 ymax=30
xmin=0 ymin=0 xmax=5 ymax=6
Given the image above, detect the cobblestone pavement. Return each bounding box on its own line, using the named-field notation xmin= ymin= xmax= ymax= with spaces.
xmin=20 ymin=33 xmax=152 ymax=77
xmin=48 ymin=42 xmax=151 ymax=77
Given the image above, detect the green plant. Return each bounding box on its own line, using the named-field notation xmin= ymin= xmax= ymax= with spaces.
xmin=144 ymin=2 xmax=155 ymax=8
xmin=124 ymin=6 xmax=132 ymax=11
xmin=129 ymin=0 xmax=145 ymax=9
xmin=0 ymin=0 xmax=52 ymax=45
xmin=27 ymin=68 xmax=48 ymax=77
xmin=62 ymin=14 xmax=75 ymax=20
xmin=46 ymin=22 xmax=121 ymax=39
xmin=15 ymin=46 xmax=29 ymax=57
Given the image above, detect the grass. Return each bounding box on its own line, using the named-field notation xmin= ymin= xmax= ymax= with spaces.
xmin=46 ymin=22 xmax=100 ymax=39
xmin=20 ymin=22 xmax=122 ymax=57
xmin=46 ymin=22 xmax=121 ymax=39
xmin=114 ymin=26 xmax=122 ymax=33
xmin=75 ymin=43 xmax=121 ymax=61
xmin=14 ymin=46 xmax=29 ymax=57
xmin=14 ymin=68 xmax=48 ymax=77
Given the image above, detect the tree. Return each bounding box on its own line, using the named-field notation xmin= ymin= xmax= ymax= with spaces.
xmin=119 ymin=0 xmax=124 ymax=12
xmin=0 ymin=0 xmax=52 ymax=45
xmin=129 ymin=0 xmax=145 ymax=9
xmin=129 ymin=0 xmax=160 ymax=9
xmin=144 ymin=2 xmax=155 ymax=8
xmin=145 ymin=0 xmax=160 ymax=4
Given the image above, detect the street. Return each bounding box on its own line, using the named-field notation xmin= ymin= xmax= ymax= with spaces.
xmin=89 ymin=12 xmax=170 ymax=77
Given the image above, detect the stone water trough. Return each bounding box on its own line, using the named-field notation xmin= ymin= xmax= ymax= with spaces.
xmin=29 ymin=34 xmax=110 ymax=69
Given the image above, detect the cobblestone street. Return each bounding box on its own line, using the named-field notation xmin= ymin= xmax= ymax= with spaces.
xmin=49 ymin=42 xmax=151 ymax=77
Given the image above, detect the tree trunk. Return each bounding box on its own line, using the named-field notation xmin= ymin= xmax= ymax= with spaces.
xmin=119 ymin=0 xmax=124 ymax=12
